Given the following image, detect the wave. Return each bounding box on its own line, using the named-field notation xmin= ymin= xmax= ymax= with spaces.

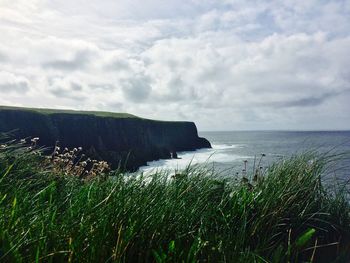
xmin=139 ymin=144 xmax=249 ymax=173
xmin=212 ymin=144 xmax=244 ymax=149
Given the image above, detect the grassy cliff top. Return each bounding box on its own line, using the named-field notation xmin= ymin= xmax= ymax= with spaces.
xmin=0 ymin=105 xmax=139 ymax=119
xmin=0 ymin=105 xmax=194 ymax=124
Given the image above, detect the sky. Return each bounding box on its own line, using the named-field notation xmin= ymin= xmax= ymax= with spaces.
xmin=0 ymin=0 xmax=349 ymax=131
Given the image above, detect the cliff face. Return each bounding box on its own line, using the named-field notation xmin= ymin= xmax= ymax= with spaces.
xmin=0 ymin=107 xmax=211 ymax=170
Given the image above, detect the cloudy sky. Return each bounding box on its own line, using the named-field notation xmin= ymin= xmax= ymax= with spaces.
xmin=0 ymin=0 xmax=349 ymax=130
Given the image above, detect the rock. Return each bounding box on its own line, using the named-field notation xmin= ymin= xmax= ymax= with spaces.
xmin=0 ymin=106 xmax=211 ymax=171
xmin=171 ymin=151 xmax=179 ymax=159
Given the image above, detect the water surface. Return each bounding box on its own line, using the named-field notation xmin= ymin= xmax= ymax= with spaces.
xmin=139 ymin=131 xmax=350 ymax=177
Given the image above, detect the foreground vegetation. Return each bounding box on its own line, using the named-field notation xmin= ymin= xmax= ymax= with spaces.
xmin=0 ymin=142 xmax=349 ymax=262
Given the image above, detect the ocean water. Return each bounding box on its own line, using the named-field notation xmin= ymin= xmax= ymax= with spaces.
xmin=139 ymin=131 xmax=350 ymax=178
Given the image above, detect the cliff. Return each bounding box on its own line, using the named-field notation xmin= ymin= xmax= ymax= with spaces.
xmin=0 ymin=106 xmax=211 ymax=170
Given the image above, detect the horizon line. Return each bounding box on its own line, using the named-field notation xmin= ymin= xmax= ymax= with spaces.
xmin=199 ymin=129 xmax=350 ymax=132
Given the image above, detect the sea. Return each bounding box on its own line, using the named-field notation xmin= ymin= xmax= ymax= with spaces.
xmin=139 ymin=131 xmax=350 ymax=179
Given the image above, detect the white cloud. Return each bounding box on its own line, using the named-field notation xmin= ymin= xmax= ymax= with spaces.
xmin=0 ymin=71 xmax=30 ymax=93
xmin=0 ymin=0 xmax=349 ymax=130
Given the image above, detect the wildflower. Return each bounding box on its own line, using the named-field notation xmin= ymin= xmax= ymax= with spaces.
xmin=31 ymin=137 xmax=39 ymax=143
xmin=20 ymin=139 xmax=26 ymax=143
xmin=307 ymin=159 xmax=315 ymax=166
xmin=0 ymin=144 xmax=6 ymax=149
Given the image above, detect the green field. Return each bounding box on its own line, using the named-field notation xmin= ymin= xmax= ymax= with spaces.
xmin=0 ymin=142 xmax=349 ymax=262
xmin=0 ymin=105 xmax=139 ymax=119
xmin=0 ymin=105 xmax=192 ymax=124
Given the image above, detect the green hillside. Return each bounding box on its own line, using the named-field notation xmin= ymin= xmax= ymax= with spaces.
xmin=0 ymin=105 xmax=139 ymax=119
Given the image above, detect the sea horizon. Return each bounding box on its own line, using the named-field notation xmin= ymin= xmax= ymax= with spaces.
xmin=199 ymin=129 xmax=350 ymax=132
xmin=140 ymin=130 xmax=350 ymax=176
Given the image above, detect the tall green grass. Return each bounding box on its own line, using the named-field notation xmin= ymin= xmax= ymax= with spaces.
xmin=0 ymin=144 xmax=349 ymax=262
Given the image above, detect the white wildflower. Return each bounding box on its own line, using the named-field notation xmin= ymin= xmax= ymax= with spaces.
xmin=31 ymin=137 xmax=39 ymax=143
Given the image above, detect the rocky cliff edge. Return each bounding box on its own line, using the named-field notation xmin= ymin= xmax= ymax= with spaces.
xmin=0 ymin=106 xmax=211 ymax=170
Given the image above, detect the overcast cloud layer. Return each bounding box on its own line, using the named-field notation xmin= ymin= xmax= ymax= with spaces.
xmin=0 ymin=0 xmax=349 ymax=130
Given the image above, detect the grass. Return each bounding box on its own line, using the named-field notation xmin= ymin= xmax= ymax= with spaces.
xmin=0 ymin=105 xmax=194 ymax=123
xmin=0 ymin=143 xmax=350 ymax=262
xmin=0 ymin=105 xmax=139 ymax=119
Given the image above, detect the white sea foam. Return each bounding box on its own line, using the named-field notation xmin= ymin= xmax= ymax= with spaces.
xmin=211 ymin=144 xmax=244 ymax=150
xmin=139 ymin=144 xmax=249 ymax=173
